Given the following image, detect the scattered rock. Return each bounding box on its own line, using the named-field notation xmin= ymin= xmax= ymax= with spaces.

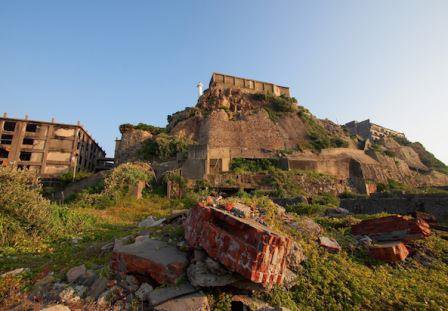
xmin=184 ymin=203 xmax=292 ymax=287
xmin=187 ymin=261 xmax=236 ymax=287
xmin=282 ymin=268 xmax=298 ymax=290
xmin=231 ymin=202 xmax=253 ymax=218
xmin=149 ymin=283 xmax=197 ymax=306
xmin=59 ymin=285 xmax=86 ymax=303
xmin=66 ymin=264 xmax=86 ymax=283
xmin=88 ymin=277 xmax=108 ymax=299
xmin=286 ymin=241 xmax=306 ymax=271
xmin=289 ymin=217 xmax=324 ymax=237
xmin=325 ymin=207 xmax=350 ymax=217
xmin=351 ymin=215 xmax=431 ymax=242
xmin=319 ymin=236 xmax=341 ymax=252
xmin=79 ymin=270 xmax=97 ymax=287
xmin=369 ymin=241 xmax=409 ymax=262
xmin=41 ymin=305 xmax=71 ymax=311
xmin=154 ymin=292 xmax=210 ymax=311
xmin=97 ymin=286 xmax=122 ymax=307
xmin=135 ymin=283 xmax=153 ymax=301
xmin=111 ymin=236 xmax=188 ymax=284
xmin=123 ymin=274 xmax=139 ymax=292
xmin=1 ymin=267 xmax=29 ymax=278
xmin=138 ymin=216 xmax=166 ymax=228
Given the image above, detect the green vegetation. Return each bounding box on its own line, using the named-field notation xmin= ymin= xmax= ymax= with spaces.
xmin=393 ymin=136 xmax=448 ymax=174
xmin=230 ymin=158 xmax=281 ymax=173
xmin=297 ymin=106 xmax=349 ymax=151
xmin=139 ymin=133 xmax=191 ymax=161
xmin=119 ymin=123 xmax=166 ymax=135
xmin=58 ymin=170 xmax=92 ymax=184
xmin=251 ymin=93 xmax=298 ymax=122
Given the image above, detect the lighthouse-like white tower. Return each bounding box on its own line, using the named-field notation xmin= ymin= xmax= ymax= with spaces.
xmin=197 ymin=82 xmax=203 ymax=97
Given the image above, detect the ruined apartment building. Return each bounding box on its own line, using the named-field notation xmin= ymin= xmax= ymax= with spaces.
xmin=344 ymin=119 xmax=405 ymax=141
xmin=0 ymin=115 xmax=105 ymax=178
xmin=209 ymin=72 xmax=291 ymax=97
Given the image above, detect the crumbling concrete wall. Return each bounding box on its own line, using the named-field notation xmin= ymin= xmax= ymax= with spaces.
xmin=340 ymin=194 xmax=448 ymax=222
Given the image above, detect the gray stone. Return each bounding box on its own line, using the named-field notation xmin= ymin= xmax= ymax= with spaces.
xmin=138 ymin=216 xmax=166 ymax=227
xmin=325 ymin=207 xmax=350 ymax=217
xmin=154 ymin=292 xmax=209 ymax=311
xmin=101 ymin=241 xmax=114 ymax=251
xmin=283 ymin=268 xmax=298 ymax=290
xmin=1 ymin=267 xmax=29 ymax=278
xmin=135 ymin=282 xmax=153 ymax=301
xmin=88 ymin=277 xmax=108 ymax=299
xmin=187 ymin=261 xmax=236 ymax=287
xmin=59 ymin=285 xmax=86 ymax=304
xmin=149 ymin=283 xmax=197 ymax=306
xmin=290 ymin=217 xmax=324 ymax=237
xmin=97 ymin=286 xmax=121 ymax=307
xmin=319 ymin=236 xmax=341 ymax=252
xmin=287 ymin=241 xmax=306 ymax=271
xmin=80 ymin=270 xmax=97 ymax=286
xmin=124 ymin=274 xmax=139 ymax=292
xmin=66 ymin=264 xmax=86 ymax=283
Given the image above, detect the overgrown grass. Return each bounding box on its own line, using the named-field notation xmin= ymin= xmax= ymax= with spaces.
xmin=230 ymin=158 xmax=281 ymax=173
xmin=139 ymin=133 xmax=190 ymax=161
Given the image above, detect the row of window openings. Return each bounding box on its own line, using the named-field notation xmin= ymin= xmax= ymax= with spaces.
xmin=0 ymin=148 xmax=32 ymax=161
xmin=1 ymin=134 xmax=34 ymax=145
xmin=3 ymin=122 xmax=38 ymax=133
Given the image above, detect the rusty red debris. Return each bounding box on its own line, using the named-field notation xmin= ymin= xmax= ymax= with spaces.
xmin=351 ymin=215 xmax=431 ymax=242
xmin=369 ymin=241 xmax=409 ymax=262
xmin=184 ymin=203 xmax=292 ymax=287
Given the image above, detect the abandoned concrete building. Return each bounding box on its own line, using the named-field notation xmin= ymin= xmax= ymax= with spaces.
xmin=344 ymin=119 xmax=405 ymax=141
xmin=209 ymin=72 xmax=291 ymax=97
xmin=0 ymin=115 xmax=105 ymax=178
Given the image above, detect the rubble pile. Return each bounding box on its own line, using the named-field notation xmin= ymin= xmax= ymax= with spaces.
xmin=184 ymin=201 xmax=293 ymax=287
xmin=352 ymin=215 xmax=432 ymax=262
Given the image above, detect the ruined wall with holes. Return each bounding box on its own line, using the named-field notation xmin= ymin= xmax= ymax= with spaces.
xmin=114 ymin=126 xmax=153 ymax=165
xmin=0 ymin=117 xmax=105 ymax=178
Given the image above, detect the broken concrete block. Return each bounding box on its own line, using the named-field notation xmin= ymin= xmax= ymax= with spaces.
xmin=369 ymin=241 xmax=409 ymax=262
xmin=135 ymin=283 xmax=153 ymax=302
xmin=111 ymin=236 xmax=188 ymax=285
xmin=184 ymin=203 xmax=292 ymax=287
xmin=351 ymin=215 xmax=431 ymax=242
xmin=154 ymin=292 xmax=210 ymax=311
xmin=286 ymin=241 xmax=306 ymax=271
xmin=319 ymin=236 xmax=341 ymax=252
xmin=149 ymin=283 xmax=197 ymax=306
xmin=231 ymin=202 xmax=253 ymax=218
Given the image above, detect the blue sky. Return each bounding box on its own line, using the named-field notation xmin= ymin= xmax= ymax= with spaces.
xmin=1 ymin=1 xmax=447 ymax=161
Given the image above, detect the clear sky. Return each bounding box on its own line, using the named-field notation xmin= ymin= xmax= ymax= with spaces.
xmin=1 ymin=1 xmax=447 ymax=161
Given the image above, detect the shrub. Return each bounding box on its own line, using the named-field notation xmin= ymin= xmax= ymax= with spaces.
xmin=139 ymin=134 xmax=190 ymax=161
xmin=58 ymin=170 xmax=92 ymax=184
xmin=230 ymin=158 xmax=280 ymax=173
xmin=119 ymin=123 xmax=166 ymax=135
xmin=0 ymin=167 xmax=97 ymax=246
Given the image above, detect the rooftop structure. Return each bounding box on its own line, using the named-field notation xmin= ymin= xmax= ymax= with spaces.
xmin=0 ymin=114 xmax=106 ymax=178
xmin=344 ymin=119 xmax=405 ymax=141
xmin=209 ymin=72 xmax=290 ymax=97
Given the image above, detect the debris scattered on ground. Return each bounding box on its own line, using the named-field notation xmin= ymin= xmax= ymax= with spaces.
xmin=325 ymin=207 xmax=350 ymax=217
xmin=351 ymin=215 xmax=431 ymax=242
xmin=287 ymin=216 xmax=324 ymax=237
xmin=111 ymin=235 xmax=188 ymax=284
xmin=369 ymin=241 xmax=409 ymax=262
xmin=286 ymin=241 xmax=306 ymax=271
xmin=319 ymin=236 xmax=341 ymax=252
xmin=184 ymin=202 xmax=292 ymax=287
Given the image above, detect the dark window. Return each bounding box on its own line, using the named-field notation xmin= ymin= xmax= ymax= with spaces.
xmin=3 ymin=122 xmax=16 ymax=131
xmin=19 ymin=151 xmax=31 ymax=161
xmin=25 ymin=123 xmax=38 ymax=132
xmin=23 ymin=138 xmax=34 ymax=145
xmin=1 ymin=134 xmax=13 ymax=145
xmin=0 ymin=147 xmax=9 ymax=158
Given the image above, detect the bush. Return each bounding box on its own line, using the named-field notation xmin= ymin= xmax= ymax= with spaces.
xmin=230 ymin=158 xmax=281 ymax=173
xmin=58 ymin=170 xmax=92 ymax=184
xmin=0 ymin=167 xmax=96 ymax=246
xmin=139 ymin=133 xmax=190 ymax=161
xmin=119 ymin=123 xmax=166 ymax=135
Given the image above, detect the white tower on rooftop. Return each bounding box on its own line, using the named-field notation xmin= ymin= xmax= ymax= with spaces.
xmin=197 ymin=82 xmax=203 ymax=97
